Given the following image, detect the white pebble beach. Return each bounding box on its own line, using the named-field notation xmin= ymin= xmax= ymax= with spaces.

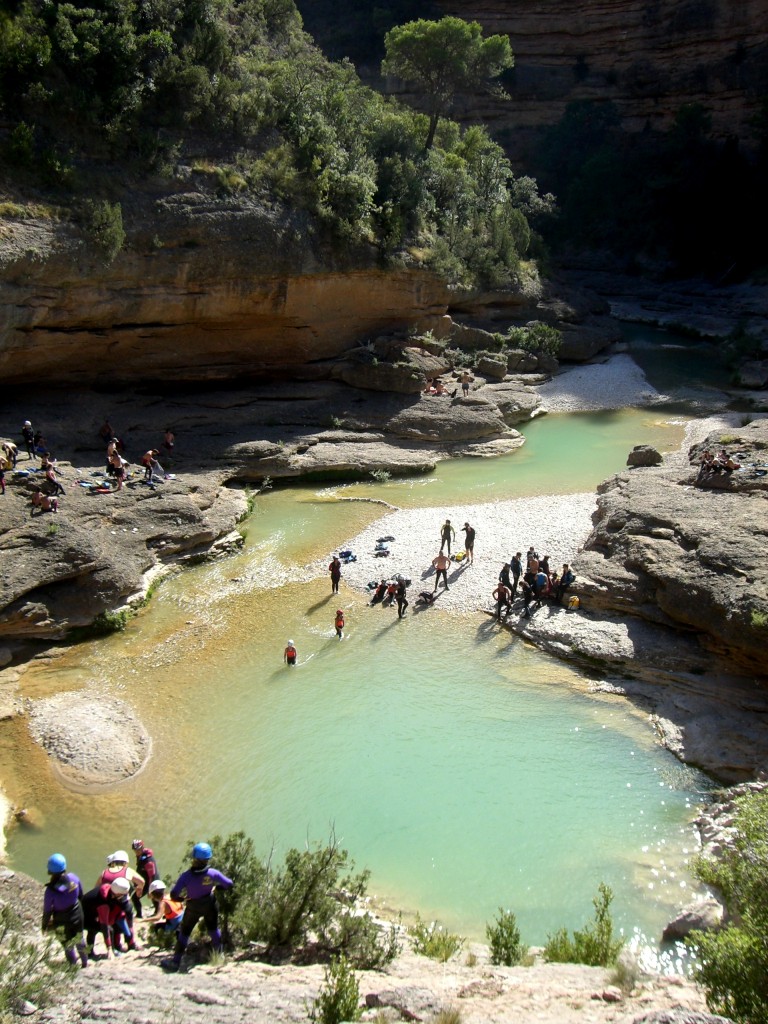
xmin=317 ymin=354 xmax=744 ymax=615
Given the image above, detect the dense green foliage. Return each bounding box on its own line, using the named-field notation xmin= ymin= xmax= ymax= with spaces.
xmin=382 ymin=17 xmax=513 ymax=151
xmin=0 ymin=905 xmax=70 ymax=1014
xmin=174 ymin=831 xmax=399 ymax=968
xmin=309 ymin=955 xmax=362 ymax=1024
xmin=532 ymin=98 xmax=768 ymax=278
xmin=486 ymin=907 xmax=524 ymax=966
xmin=0 ymin=2 xmax=548 ymax=286
xmin=543 ymin=883 xmax=623 ymax=967
xmin=687 ymin=790 xmax=768 ymax=1024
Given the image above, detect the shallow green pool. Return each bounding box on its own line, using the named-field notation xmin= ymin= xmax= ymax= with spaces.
xmin=4 ymin=332 xmax=729 ymax=945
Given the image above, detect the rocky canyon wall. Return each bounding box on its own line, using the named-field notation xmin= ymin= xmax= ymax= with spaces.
xmin=0 ymin=192 xmax=454 ymax=386
xmin=385 ymin=0 xmax=768 ymax=163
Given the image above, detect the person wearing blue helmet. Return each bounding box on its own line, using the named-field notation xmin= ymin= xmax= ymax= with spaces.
xmin=162 ymin=842 xmax=233 ymax=971
xmin=42 ymin=853 xmax=88 ymax=968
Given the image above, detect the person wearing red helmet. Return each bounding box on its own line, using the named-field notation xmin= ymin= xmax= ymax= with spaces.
xmin=131 ymin=839 xmax=159 ymax=919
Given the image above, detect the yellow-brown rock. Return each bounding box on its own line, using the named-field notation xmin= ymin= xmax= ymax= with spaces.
xmin=0 ymin=194 xmax=455 ymax=386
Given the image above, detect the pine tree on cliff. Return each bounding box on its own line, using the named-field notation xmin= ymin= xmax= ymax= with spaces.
xmin=382 ymin=16 xmax=513 ymax=152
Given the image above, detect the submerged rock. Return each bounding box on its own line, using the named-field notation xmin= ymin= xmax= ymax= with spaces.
xmin=27 ymin=693 xmax=150 ymax=789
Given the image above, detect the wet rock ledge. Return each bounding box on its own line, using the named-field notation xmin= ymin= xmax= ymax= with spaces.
xmin=515 ymin=418 xmax=768 ymax=782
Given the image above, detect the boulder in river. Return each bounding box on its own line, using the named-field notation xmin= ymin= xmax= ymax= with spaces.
xmin=27 ymin=693 xmax=150 ymax=790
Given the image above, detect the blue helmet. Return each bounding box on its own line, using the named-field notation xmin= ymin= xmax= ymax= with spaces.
xmin=47 ymin=853 xmax=67 ymax=874
xmin=192 ymin=842 xmax=212 ymax=861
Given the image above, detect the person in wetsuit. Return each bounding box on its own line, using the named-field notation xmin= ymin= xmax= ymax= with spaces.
xmin=163 ymin=842 xmax=233 ymax=971
xmin=395 ymin=578 xmax=409 ymax=619
xmin=96 ymin=850 xmax=144 ymax=937
xmin=131 ymin=839 xmax=159 ymax=919
xmin=83 ymin=877 xmax=136 ymax=959
xmin=42 ymin=853 xmax=89 ymax=968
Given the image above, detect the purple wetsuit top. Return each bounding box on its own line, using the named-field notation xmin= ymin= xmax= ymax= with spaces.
xmin=170 ymin=867 xmax=233 ymax=902
xmin=43 ymin=872 xmax=83 ymax=915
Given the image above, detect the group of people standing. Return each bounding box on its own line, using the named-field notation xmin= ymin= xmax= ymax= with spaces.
xmin=42 ymin=839 xmax=232 ymax=972
xmin=493 ymin=548 xmax=575 ymax=621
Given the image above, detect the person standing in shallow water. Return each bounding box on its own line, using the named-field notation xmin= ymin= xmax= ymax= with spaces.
xmin=335 ymin=609 xmax=345 ymax=639
xmin=395 ymin=577 xmax=409 ymax=618
xmin=284 ymin=640 xmax=297 ymax=666
xmin=439 ymin=519 xmax=455 ymax=555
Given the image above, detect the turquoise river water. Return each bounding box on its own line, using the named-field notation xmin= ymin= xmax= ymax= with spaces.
xmin=2 ymin=329 xmax=731 ymax=947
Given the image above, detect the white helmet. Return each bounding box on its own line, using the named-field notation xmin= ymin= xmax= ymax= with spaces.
xmin=148 ymin=879 xmax=166 ymax=895
xmin=108 ymin=850 xmax=129 ymax=864
xmin=110 ymin=877 xmax=131 ymax=895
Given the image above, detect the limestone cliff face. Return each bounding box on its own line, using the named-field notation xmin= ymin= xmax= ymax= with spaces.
xmin=0 ymin=191 xmax=454 ymax=386
xmin=417 ymin=0 xmax=768 ymax=161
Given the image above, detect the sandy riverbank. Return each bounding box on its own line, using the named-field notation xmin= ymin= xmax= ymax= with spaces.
xmin=325 ymin=493 xmax=597 ymax=615
xmin=318 ymin=354 xmax=744 ymax=614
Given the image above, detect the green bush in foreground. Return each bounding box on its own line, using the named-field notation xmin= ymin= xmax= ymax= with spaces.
xmin=410 ymin=915 xmax=464 ymax=962
xmin=543 ymin=883 xmax=623 ymax=967
xmin=182 ymin=831 xmax=398 ymax=969
xmin=486 ymin=907 xmax=525 ymax=966
xmin=308 ymin=954 xmax=361 ymax=1024
xmin=0 ymin=905 xmax=70 ymax=1014
xmin=686 ymin=790 xmax=768 ymax=1024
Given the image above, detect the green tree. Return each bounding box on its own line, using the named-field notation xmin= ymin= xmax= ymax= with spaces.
xmin=381 ymin=16 xmax=513 ymax=151
xmin=686 ymin=789 xmax=768 ymax=1024
xmin=543 ymin=883 xmax=623 ymax=967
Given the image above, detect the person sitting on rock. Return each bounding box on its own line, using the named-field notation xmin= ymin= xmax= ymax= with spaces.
xmin=555 ymin=564 xmax=576 ymax=604
xmin=697 ymin=449 xmax=715 ymax=479
xmin=370 ymin=580 xmax=387 ymax=606
xmin=534 ymin=568 xmax=549 ymax=608
xmin=143 ymin=880 xmax=184 ymax=935
xmin=31 ymin=488 xmax=58 ymax=514
xmin=521 ymin=575 xmax=535 ymax=618
xmin=44 ymin=457 xmax=65 ymax=496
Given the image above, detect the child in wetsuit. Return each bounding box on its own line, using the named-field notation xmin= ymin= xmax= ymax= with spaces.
xmin=335 ymin=610 xmax=345 ymax=639
xmin=284 ymin=640 xmax=297 ymax=666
